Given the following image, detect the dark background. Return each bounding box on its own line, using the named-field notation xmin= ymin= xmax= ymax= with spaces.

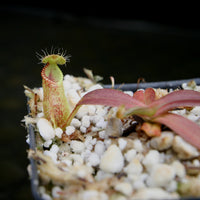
xmin=1 ymin=3 xmax=200 ymax=199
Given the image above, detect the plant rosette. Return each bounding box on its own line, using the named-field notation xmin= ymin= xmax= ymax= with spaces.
xmin=24 ymin=53 xmax=200 ymax=200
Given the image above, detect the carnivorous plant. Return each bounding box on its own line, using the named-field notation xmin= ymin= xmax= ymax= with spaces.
xmin=74 ymin=88 xmax=200 ymax=149
xmin=40 ymin=53 xmax=200 ymax=149
xmin=41 ymin=54 xmax=70 ymax=129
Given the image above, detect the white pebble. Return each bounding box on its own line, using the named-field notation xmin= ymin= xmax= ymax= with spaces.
xmin=84 ymin=136 xmax=96 ymax=151
xmin=91 ymin=138 xmax=97 ymax=145
xmin=135 ymin=153 xmax=145 ymax=162
xmin=131 ymin=173 xmax=148 ymax=190
xmin=96 ymin=118 xmax=107 ymax=129
xmin=72 ymin=83 xmax=81 ymax=90
xmin=193 ymin=159 xmax=200 ymax=167
xmin=70 ymin=141 xmax=85 ymax=153
xmin=173 ymin=136 xmax=199 ymax=159
xmin=150 ymin=131 xmax=174 ymax=150
xmin=81 ymin=190 xmax=108 ymax=200
xmin=50 ymin=144 xmax=59 ymax=154
xmin=54 ymin=127 xmax=63 ymax=138
xmin=133 ymin=139 xmax=143 ymax=152
xmin=37 ymin=112 xmax=44 ymax=118
xmin=104 ymin=139 xmax=112 ymax=148
xmin=95 ymin=170 xmax=113 ymax=181
xmin=44 ymin=150 xmax=57 ymax=163
xmin=37 ymin=118 xmax=55 ymax=141
xmin=67 ymin=89 xmax=81 ymax=107
xmin=142 ymin=150 xmax=160 ymax=172
xmin=182 ymin=82 xmax=189 ymax=90
xmin=166 ymin=180 xmax=177 ymax=192
xmin=41 ymin=193 xmax=52 ymax=200
xmin=146 ymin=164 xmax=175 ymax=187
xmin=91 ymin=115 xmax=103 ymax=124
xmin=96 ymin=106 xmax=108 ymax=116
xmin=52 ymin=186 xmax=62 ymax=198
xmin=43 ymin=140 xmax=52 ymax=148
xmin=99 ymin=130 xmax=107 ymax=139
xmin=88 ymin=105 xmax=96 ymax=115
xmin=86 ymin=144 xmax=93 ymax=151
xmin=38 ymin=87 xmax=44 ymax=101
xmin=81 ymin=115 xmax=91 ymax=128
xmin=63 ymin=74 xmax=75 ymax=82
xmin=84 ymin=135 xmax=93 ymax=145
xmin=70 ymin=118 xmax=81 ymax=128
xmin=171 ymin=108 xmax=186 ymax=116
xmin=95 ymin=141 xmax=106 ymax=156
xmin=133 ymin=188 xmax=177 ymax=200
xmin=80 ymin=126 xmax=87 ymax=133
xmin=91 ymin=126 xmax=100 ymax=132
xmin=124 ymin=91 xmax=134 ymax=96
xmin=70 ymin=154 xmax=84 ymax=165
xmin=100 ymin=144 xmax=124 ymax=173
xmin=65 ymin=126 xmax=75 ymax=136
xmin=124 ymin=158 xmax=143 ymax=175
xmin=187 ymin=113 xmax=199 ymax=122
xmin=114 ymin=182 xmax=132 ymax=196
xmin=62 ymin=158 xmax=72 ymax=167
xmin=63 ymin=79 xmax=72 ymax=91
xmin=87 ymin=152 xmax=100 ymax=166
xmin=124 ymin=149 xmax=137 ymax=162
xmin=171 ymin=160 xmax=186 ymax=179
xmin=76 ymin=105 xmax=89 ymax=119
xmin=118 ymin=138 xmax=127 ymax=150
xmin=81 ymin=149 xmax=91 ymax=160
xmin=87 ymin=84 xmax=103 ymax=92
xmin=191 ymin=106 xmax=200 ymax=115
xmin=26 ymin=135 xmax=30 ymax=145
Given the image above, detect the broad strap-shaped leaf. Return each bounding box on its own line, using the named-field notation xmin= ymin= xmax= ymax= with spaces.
xmin=153 ymin=113 xmax=200 ymax=149
xmin=133 ymin=88 xmax=156 ymax=105
xmin=77 ymin=89 xmax=146 ymax=108
xmin=65 ymin=88 xmax=146 ymax=126
xmin=150 ymin=90 xmax=200 ymax=117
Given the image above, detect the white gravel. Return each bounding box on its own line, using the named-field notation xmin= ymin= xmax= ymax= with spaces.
xmin=28 ymin=74 xmax=200 ymax=200
xmin=37 ymin=118 xmax=55 ymax=141
xmin=65 ymin=126 xmax=75 ymax=136
xmin=70 ymin=140 xmax=85 ymax=153
xmin=100 ymin=144 xmax=124 ymax=173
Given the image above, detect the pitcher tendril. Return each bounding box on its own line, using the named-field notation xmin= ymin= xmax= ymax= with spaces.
xmin=41 ymin=53 xmax=70 ymax=130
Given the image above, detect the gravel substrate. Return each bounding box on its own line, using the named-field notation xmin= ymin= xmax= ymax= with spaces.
xmin=25 ymin=74 xmax=200 ymax=200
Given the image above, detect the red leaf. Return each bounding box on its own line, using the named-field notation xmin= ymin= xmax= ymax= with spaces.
xmin=144 ymin=88 xmax=156 ymax=105
xmin=133 ymin=90 xmax=145 ymax=103
xmin=133 ymin=88 xmax=156 ymax=105
xmin=141 ymin=122 xmax=161 ymax=137
xmin=77 ymin=89 xmax=145 ymax=109
xmin=153 ymin=113 xmax=200 ymax=149
xmin=150 ymin=90 xmax=200 ymax=116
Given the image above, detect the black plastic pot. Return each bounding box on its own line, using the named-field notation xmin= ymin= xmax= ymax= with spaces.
xmin=28 ymin=78 xmax=200 ymax=200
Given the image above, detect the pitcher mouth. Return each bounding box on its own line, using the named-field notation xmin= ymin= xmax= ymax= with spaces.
xmin=41 ymin=63 xmax=63 ymax=86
